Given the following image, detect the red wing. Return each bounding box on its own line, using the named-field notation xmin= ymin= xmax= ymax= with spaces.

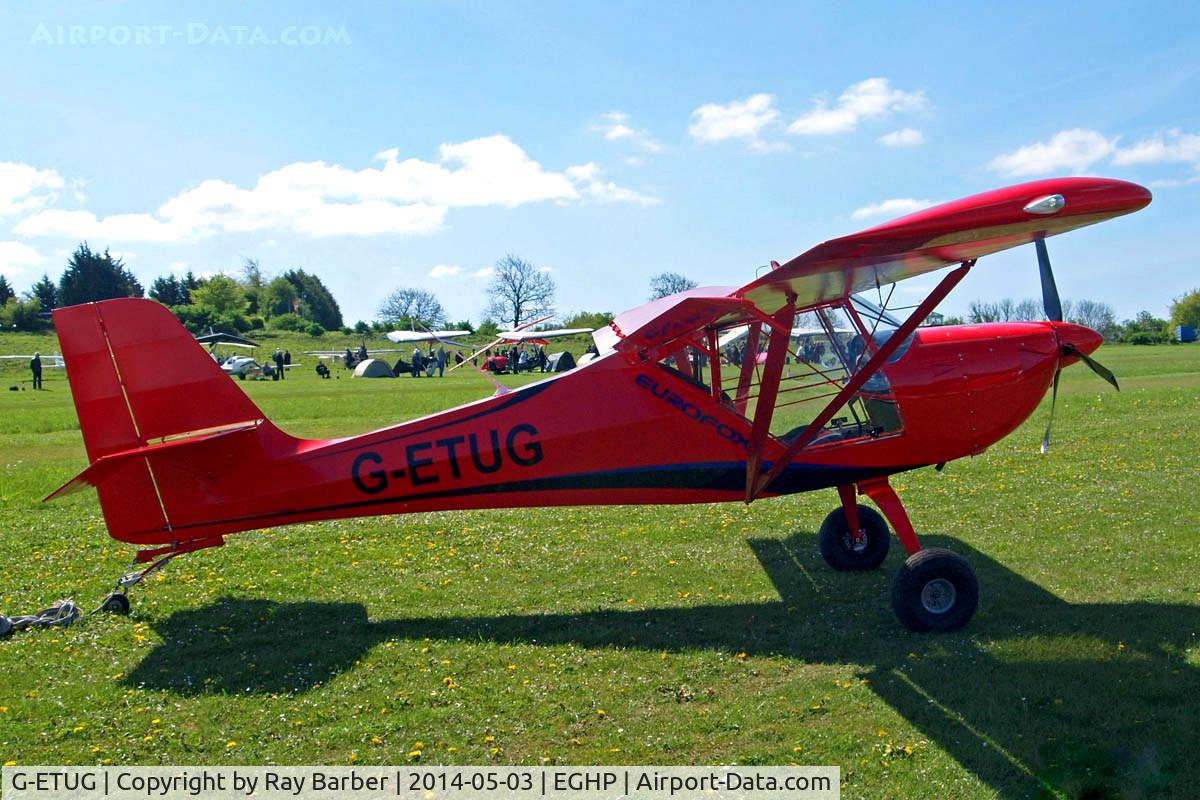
xmin=735 ymin=177 xmax=1151 ymax=315
xmin=593 ymin=286 xmax=748 ymax=354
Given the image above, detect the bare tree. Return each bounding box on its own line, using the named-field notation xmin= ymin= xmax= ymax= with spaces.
xmin=649 ymin=272 xmax=698 ymax=300
xmin=378 ymin=287 xmax=447 ymax=328
xmin=1068 ymin=299 xmax=1118 ymax=339
xmin=1012 ymin=299 xmax=1041 ymax=321
xmin=969 ymin=297 xmax=1041 ymax=322
xmin=485 ymin=254 xmax=555 ymax=329
xmin=968 ymin=300 xmax=1001 ymax=323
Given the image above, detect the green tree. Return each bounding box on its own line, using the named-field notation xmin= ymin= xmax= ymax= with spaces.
xmin=1170 ymin=289 xmax=1200 ymax=328
xmin=240 ymin=258 xmax=264 ymax=315
xmin=562 ymin=310 xmax=613 ymax=330
xmin=1118 ymin=310 xmax=1171 ymax=344
xmin=58 ymin=243 xmax=143 ymax=305
xmin=149 ymin=275 xmax=188 ymax=306
xmin=190 ymin=274 xmax=247 ymax=318
xmin=0 ymin=297 xmax=45 ymax=331
xmin=263 ymin=276 xmax=299 ymax=318
xmin=283 ymin=269 xmax=342 ymax=329
xmin=180 ymin=271 xmax=200 ymax=304
xmin=28 ymin=274 xmax=58 ymax=310
xmin=0 ymin=274 xmax=14 ymax=304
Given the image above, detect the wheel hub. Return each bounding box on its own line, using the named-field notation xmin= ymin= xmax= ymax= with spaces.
xmin=843 ymin=529 xmax=868 ymax=553
xmin=920 ymin=578 xmax=957 ymax=614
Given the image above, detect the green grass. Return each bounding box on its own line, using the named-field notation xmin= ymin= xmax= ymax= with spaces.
xmin=1 ymin=337 xmax=1198 ymax=800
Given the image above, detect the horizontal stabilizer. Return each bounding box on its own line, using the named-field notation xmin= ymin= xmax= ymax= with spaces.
xmin=44 ymin=421 xmax=260 ymax=502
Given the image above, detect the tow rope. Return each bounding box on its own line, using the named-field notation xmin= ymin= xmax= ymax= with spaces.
xmin=0 ymin=599 xmax=81 ymax=637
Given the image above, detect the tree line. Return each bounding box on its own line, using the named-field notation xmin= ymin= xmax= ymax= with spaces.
xmin=2 ymin=247 xmax=1196 ymax=345
xmin=954 ymin=296 xmax=1196 ymax=344
xmin=0 ymin=245 xmax=343 ymax=336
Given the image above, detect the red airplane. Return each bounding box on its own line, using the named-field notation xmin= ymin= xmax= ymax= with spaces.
xmin=47 ymin=176 xmax=1150 ymax=631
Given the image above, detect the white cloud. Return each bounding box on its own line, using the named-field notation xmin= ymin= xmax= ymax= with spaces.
xmin=0 ymin=163 xmax=63 ymax=215
xmin=591 ymin=111 xmax=663 ymax=153
xmin=14 ymin=135 xmax=652 ymax=243
xmin=566 ymin=162 xmax=659 ymax=206
xmin=880 ymin=128 xmax=925 ymax=148
xmin=988 ymin=129 xmax=1117 ymax=176
xmin=429 ymin=264 xmax=464 ymax=279
xmin=1112 ymin=129 xmax=1200 ymax=168
xmin=0 ymin=241 xmax=45 ymax=275
xmin=167 ymin=260 xmax=189 ymax=274
xmin=470 ymin=266 xmax=495 ymax=279
xmin=788 ymin=78 xmax=925 ymax=136
xmin=851 ymin=198 xmax=934 ymax=220
xmin=688 ymin=93 xmax=781 ymax=147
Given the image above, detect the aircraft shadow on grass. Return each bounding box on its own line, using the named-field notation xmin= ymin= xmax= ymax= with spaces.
xmin=128 ymin=533 xmax=1200 ymax=799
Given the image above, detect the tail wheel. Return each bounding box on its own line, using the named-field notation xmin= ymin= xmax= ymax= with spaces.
xmin=891 ymin=548 xmax=979 ymax=632
xmin=100 ymin=593 xmax=131 ymax=616
xmin=818 ymin=504 xmax=890 ymax=571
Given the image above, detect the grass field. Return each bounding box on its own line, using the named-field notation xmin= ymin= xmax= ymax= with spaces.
xmin=1 ymin=333 xmax=1198 ymax=799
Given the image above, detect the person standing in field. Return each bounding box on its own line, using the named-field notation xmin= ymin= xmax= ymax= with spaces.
xmin=436 ymin=346 xmax=447 ymax=378
xmin=274 ymin=348 xmax=286 ymax=380
xmin=30 ymin=352 xmax=43 ymax=390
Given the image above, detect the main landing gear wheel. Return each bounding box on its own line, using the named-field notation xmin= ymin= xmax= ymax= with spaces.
xmin=891 ymin=548 xmax=978 ymax=632
xmin=99 ymin=593 xmax=131 ymax=616
xmin=818 ymin=504 xmax=890 ymax=571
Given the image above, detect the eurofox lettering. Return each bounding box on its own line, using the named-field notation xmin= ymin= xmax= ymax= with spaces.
xmin=635 ymin=373 xmax=749 ymax=450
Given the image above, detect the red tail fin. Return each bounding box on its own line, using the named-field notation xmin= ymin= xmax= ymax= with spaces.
xmin=53 ymin=299 xmax=268 ymax=543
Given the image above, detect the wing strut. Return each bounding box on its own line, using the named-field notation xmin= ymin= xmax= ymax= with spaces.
xmin=743 ymin=303 xmax=798 ymax=499
xmin=745 ymin=262 xmax=973 ymax=502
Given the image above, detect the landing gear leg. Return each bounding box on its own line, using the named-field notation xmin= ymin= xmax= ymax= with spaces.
xmin=857 ymin=477 xmax=980 ymax=632
xmin=818 ymin=485 xmax=891 ymax=570
xmin=97 ymin=549 xmax=180 ymax=615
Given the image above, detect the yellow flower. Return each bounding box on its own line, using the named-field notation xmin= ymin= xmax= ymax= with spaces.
xmin=347 ymin=753 xmax=358 ymax=763
xmin=226 ymin=741 xmax=237 ymax=748
xmin=151 ymin=719 xmax=161 ymax=725
xmin=407 ymin=751 xmax=422 ymax=761
xmin=596 ymin=709 xmax=607 ymax=718
xmin=371 ymin=737 xmax=382 ymax=745
xmin=0 ymin=707 xmax=7 ymax=714
xmin=73 ymin=725 xmax=85 ymax=733
xmin=5 ymin=761 xmax=17 ymax=767
xmin=734 ymin=652 xmax=747 ymax=660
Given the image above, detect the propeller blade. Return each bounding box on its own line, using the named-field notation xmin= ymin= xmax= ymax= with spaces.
xmin=1035 ymin=237 xmax=1063 ymax=323
xmin=1065 ymin=345 xmax=1120 ymax=391
xmin=1040 ymin=367 xmax=1061 ymax=454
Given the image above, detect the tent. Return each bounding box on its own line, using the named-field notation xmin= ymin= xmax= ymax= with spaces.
xmin=546 ymin=351 xmax=576 ymax=373
xmin=352 ymin=358 xmax=394 ymax=378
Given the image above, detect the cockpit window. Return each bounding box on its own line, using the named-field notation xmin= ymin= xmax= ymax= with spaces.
xmin=717 ymin=301 xmax=906 ymax=447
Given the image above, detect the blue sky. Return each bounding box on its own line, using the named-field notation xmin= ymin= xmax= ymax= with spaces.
xmin=1 ymin=1 xmax=1197 ymax=326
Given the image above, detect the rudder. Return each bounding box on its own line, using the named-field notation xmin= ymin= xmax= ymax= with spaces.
xmin=53 ymin=299 xmax=268 ymax=543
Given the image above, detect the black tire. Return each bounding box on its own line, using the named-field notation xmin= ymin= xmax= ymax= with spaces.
xmin=101 ymin=593 xmax=131 ymax=616
xmin=891 ymin=548 xmax=978 ymax=632
xmin=818 ymin=504 xmax=891 ymax=571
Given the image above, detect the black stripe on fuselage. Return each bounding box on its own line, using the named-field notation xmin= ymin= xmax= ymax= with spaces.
xmin=156 ymin=461 xmax=922 ymax=536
